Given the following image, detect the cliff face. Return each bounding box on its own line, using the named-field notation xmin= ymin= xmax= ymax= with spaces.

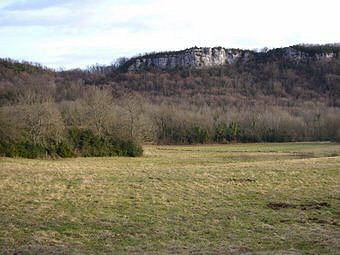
xmin=125 ymin=47 xmax=252 ymax=71
xmin=123 ymin=45 xmax=340 ymax=71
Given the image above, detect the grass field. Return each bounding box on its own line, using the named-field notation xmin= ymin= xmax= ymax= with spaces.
xmin=0 ymin=142 xmax=339 ymax=254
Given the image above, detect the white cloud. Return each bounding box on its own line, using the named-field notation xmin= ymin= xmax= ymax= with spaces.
xmin=0 ymin=0 xmax=339 ymax=68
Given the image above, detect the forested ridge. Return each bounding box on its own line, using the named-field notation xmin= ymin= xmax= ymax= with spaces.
xmin=1 ymin=44 xmax=339 ymax=158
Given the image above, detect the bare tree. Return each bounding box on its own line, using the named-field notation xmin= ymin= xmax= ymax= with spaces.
xmin=118 ymin=93 xmax=147 ymax=141
xmin=80 ymin=87 xmax=117 ymax=136
xmin=11 ymin=91 xmax=65 ymax=145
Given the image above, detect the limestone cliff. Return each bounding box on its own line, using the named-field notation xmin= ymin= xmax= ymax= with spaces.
xmin=124 ymin=47 xmax=252 ymax=71
xmin=122 ymin=45 xmax=339 ymax=71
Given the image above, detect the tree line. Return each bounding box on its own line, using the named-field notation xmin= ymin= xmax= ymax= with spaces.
xmin=1 ymin=86 xmax=339 ymax=158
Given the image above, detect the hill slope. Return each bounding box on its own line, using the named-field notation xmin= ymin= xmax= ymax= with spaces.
xmin=1 ymin=44 xmax=339 ymax=106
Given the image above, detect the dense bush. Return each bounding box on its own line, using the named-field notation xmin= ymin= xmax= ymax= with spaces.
xmin=0 ymin=142 xmax=46 ymax=158
xmin=53 ymin=142 xmax=75 ymax=158
xmin=154 ymin=119 xmax=210 ymax=145
xmin=0 ymin=141 xmax=74 ymax=158
xmin=68 ymin=128 xmax=142 ymax=157
xmin=116 ymin=139 xmax=143 ymax=157
xmin=187 ymin=126 xmax=209 ymax=144
xmin=0 ymin=128 xmax=143 ymax=158
xmin=214 ymin=122 xmax=240 ymax=143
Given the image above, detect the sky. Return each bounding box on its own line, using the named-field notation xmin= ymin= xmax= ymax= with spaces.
xmin=0 ymin=0 xmax=339 ymax=69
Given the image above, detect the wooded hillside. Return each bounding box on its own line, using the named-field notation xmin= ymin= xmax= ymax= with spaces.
xmin=1 ymin=45 xmax=339 ymax=157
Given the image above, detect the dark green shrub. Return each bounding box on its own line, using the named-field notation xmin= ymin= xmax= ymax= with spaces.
xmin=55 ymin=142 xmax=75 ymax=158
xmin=0 ymin=142 xmax=47 ymax=158
xmin=186 ymin=126 xmax=209 ymax=144
xmin=214 ymin=122 xmax=240 ymax=143
xmin=116 ymin=139 xmax=143 ymax=157
xmin=68 ymin=128 xmax=114 ymax=157
xmin=214 ymin=123 xmax=228 ymax=143
xmin=0 ymin=128 xmax=143 ymax=158
xmin=67 ymin=128 xmax=142 ymax=157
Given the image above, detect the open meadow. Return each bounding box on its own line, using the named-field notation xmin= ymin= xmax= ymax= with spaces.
xmin=0 ymin=142 xmax=339 ymax=254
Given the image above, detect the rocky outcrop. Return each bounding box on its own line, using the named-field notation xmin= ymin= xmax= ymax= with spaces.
xmin=122 ymin=45 xmax=339 ymax=71
xmin=282 ymin=47 xmax=339 ymax=61
xmin=124 ymin=47 xmax=252 ymax=71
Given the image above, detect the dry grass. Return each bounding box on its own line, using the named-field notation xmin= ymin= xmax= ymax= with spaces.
xmin=0 ymin=142 xmax=339 ymax=254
